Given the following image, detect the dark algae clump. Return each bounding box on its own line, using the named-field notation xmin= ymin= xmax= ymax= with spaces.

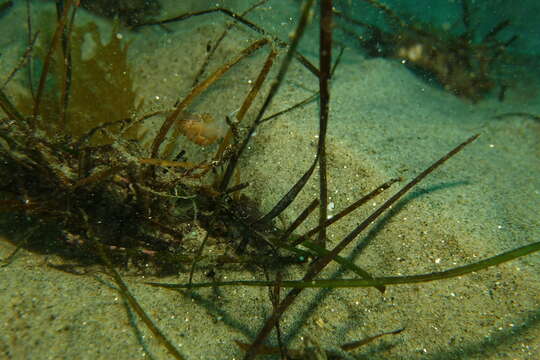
xmin=1 ymin=0 xmax=539 ymax=359
xmin=79 ymin=0 xmax=161 ymax=26
xmin=335 ymin=0 xmax=517 ymax=102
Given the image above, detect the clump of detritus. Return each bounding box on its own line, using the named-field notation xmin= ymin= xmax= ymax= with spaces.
xmin=335 ymin=0 xmax=517 ymax=102
xmin=0 ymin=6 xmax=290 ymax=276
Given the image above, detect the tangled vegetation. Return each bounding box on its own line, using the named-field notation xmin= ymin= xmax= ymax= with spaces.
xmin=335 ymin=0 xmax=517 ymax=102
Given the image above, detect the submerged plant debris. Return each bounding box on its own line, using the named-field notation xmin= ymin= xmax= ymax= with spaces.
xmin=335 ymin=0 xmax=517 ymax=102
xmin=1 ymin=13 xmax=292 ymax=277
xmin=0 ymin=0 xmax=539 ymax=359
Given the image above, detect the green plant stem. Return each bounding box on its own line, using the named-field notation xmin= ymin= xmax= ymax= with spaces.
xmin=147 ymin=240 xmax=540 ymax=289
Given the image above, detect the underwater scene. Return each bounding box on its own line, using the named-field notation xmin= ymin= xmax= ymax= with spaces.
xmin=0 ymin=0 xmax=539 ymax=359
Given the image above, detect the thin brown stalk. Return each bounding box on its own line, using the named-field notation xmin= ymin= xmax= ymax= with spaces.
xmin=191 ymin=0 xmax=269 ymax=87
xmin=341 ymin=327 xmax=405 ymax=351
xmin=359 ymin=0 xmax=404 ymax=27
xmin=335 ymin=135 xmax=479 ymax=260
xmin=279 ymin=199 xmax=319 ymax=243
xmin=1 ymin=31 xmax=39 ymax=90
xmin=133 ymin=7 xmax=319 ymax=78
xmin=258 ymin=47 xmax=344 ymax=124
xmin=71 ymin=166 xmax=125 ymax=190
xmin=0 ymin=88 xmax=25 ymax=122
xmin=260 ymin=92 xmax=318 ymax=124
xmin=295 ymin=178 xmax=400 ymax=245
xmin=33 ymin=0 xmax=74 ymax=120
xmin=188 ymin=232 xmax=210 ymax=287
xmin=317 ymin=0 xmax=333 ymax=248
xmin=253 ymin=156 xmax=318 ymax=226
xmin=25 ymin=0 xmax=35 ymax=100
xmin=59 ymin=4 xmax=78 ymax=128
xmin=214 ymin=48 xmax=278 ymax=163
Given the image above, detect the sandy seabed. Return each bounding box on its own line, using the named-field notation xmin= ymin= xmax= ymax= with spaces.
xmin=1 ymin=1 xmax=539 ymax=359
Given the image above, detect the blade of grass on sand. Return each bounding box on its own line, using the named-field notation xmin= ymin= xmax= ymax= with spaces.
xmin=147 ymin=239 xmax=540 ymax=290
xmin=94 ymin=239 xmax=185 ymax=360
xmin=243 ymin=133 xmax=480 ymax=358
